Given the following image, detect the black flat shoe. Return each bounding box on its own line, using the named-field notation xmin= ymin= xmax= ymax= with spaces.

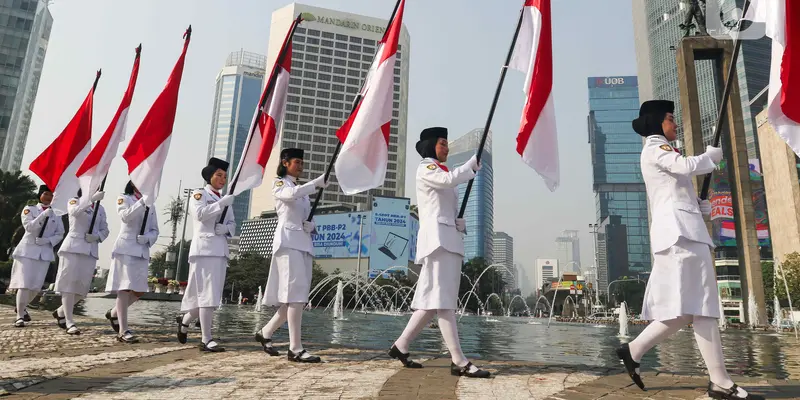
xmin=450 ymin=362 xmax=491 ymax=378
xmin=175 ymin=316 xmax=189 ymax=344
xmin=288 ymin=349 xmax=321 ymax=363
xmin=616 ymin=343 xmax=645 ymax=391
xmin=388 ymin=345 xmax=422 ymax=368
xmin=105 ymin=309 xmax=120 ymax=333
xmin=199 ymin=339 xmax=225 ymax=352
xmin=15 ymin=308 xmax=31 ymax=322
xmin=254 ymin=331 xmax=279 ymax=356
xmin=707 ymin=382 xmax=765 ymax=400
xmin=14 ymin=318 xmax=25 ymax=327
xmin=117 ymin=330 xmax=139 ymax=344
xmin=66 ymin=325 xmax=81 ymax=335
xmin=52 ymin=310 xmax=66 ymax=330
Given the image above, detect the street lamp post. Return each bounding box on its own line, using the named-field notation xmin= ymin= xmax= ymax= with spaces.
xmin=176 ymin=188 xmax=192 ymax=282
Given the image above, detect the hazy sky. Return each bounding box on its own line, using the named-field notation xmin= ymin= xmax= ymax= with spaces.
xmin=21 ymin=0 xmax=638 ymax=279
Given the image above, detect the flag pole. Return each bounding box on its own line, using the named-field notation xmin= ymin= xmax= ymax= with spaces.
xmin=307 ymin=0 xmax=402 ymax=222
xmin=87 ymin=175 xmax=107 ymax=233
xmin=698 ymin=0 xmax=750 ymax=200
xmin=39 ymin=69 xmax=102 ymax=238
xmin=219 ymin=15 xmax=303 ymax=224
xmin=456 ymin=7 xmax=525 ymax=219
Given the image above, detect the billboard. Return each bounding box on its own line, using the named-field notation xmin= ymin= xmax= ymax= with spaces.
xmin=311 ymin=212 xmax=371 ymax=258
xmin=369 ymin=197 xmax=411 ymax=278
xmin=709 ymin=160 xmax=770 ymax=247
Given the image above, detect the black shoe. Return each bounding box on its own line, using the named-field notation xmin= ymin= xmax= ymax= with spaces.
xmin=616 ymin=343 xmax=645 ymax=391
xmin=117 ymin=330 xmax=139 ymax=344
xmin=707 ymin=382 xmax=765 ymax=400
xmin=15 ymin=308 xmax=31 ymax=322
xmin=105 ymin=309 xmax=120 ymax=333
xmin=14 ymin=318 xmax=25 ymax=327
xmin=199 ymin=339 xmax=225 ymax=352
xmin=175 ymin=316 xmax=189 ymax=344
xmin=388 ymin=345 xmax=422 ymax=368
xmin=52 ymin=310 xmax=66 ymax=330
xmin=450 ymin=362 xmax=491 ymax=378
xmin=66 ymin=324 xmax=81 ymax=335
xmin=254 ymin=331 xmax=279 ymax=356
xmin=195 ymin=320 xmax=201 ymax=328
xmin=288 ymin=349 xmax=321 ymax=363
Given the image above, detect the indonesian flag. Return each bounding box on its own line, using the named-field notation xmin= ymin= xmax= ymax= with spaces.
xmin=29 ymin=71 xmax=100 ymax=215
xmin=76 ymin=46 xmax=140 ymax=208
xmin=334 ymin=0 xmax=405 ymax=195
xmin=748 ymin=0 xmax=800 ymax=157
xmin=509 ymin=0 xmax=560 ymax=192
xmin=122 ymin=28 xmax=191 ymax=204
xmin=230 ymin=20 xmax=295 ymax=194
xmin=721 ymin=220 xmax=770 ymax=240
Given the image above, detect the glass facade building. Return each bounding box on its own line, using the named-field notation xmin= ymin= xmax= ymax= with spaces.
xmin=206 ymin=50 xmax=266 ymax=235
xmin=587 ymin=76 xmax=651 ymax=279
xmin=449 ymin=129 xmax=493 ymax=263
xmin=0 ymin=0 xmax=52 ymax=171
xmin=493 ymin=231 xmax=515 ymax=289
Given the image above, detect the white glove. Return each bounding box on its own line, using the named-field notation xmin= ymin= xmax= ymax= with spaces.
xmin=705 ymin=145 xmax=723 ymax=163
xmin=136 ymin=235 xmax=148 ymax=245
xmin=214 ymin=224 xmax=228 ymax=235
xmin=141 ymin=194 xmax=155 ymax=207
xmin=698 ymin=198 xmax=712 ymax=216
xmin=91 ymin=191 xmax=105 ymax=202
xmin=42 ymin=208 xmax=54 ymax=218
xmin=465 ymin=155 xmax=480 ymax=172
xmin=218 ymin=195 xmax=235 ymax=207
xmin=303 ymin=220 xmax=316 ymax=233
xmin=455 ymin=218 xmax=467 ymax=234
xmin=312 ymin=174 xmax=330 ymax=189
xmin=35 ymin=237 xmax=48 ymax=246
xmin=85 ymin=234 xmax=100 ymax=243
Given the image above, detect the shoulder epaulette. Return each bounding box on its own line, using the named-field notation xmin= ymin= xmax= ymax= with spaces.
xmin=26 ymin=200 xmax=37 ymax=206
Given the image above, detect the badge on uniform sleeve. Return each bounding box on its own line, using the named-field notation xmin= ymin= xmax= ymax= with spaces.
xmin=275 ymin=181 xmax=284 ymax=187
xmin=69 ymin=199 xmax=77 ymax=205
xmin=193 ymin=193 xmax=202 ymax=200
xmin=660 ymin=144 xmax=673 ymax=151
xmin=23 ymin=209 xmax=29 ymax=215
xmin=117 ymin=198 xmax=124 ymax=205
xmin=426 ymin=164 xmax=437 ymax=170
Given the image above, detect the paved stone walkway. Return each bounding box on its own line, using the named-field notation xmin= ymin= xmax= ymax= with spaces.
xmin=1 ymin=306 xmax=798 ymax=399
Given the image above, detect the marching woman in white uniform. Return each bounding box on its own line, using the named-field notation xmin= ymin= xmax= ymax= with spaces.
xmin=9 ymin=185 xmax=64 ymax=327
xmin=53 ymin=188 xmax=109 ymax=335
xmin=177 ymin=157 xmax=235 ymax=352
xmin=105 ymin=181 xmax=159 ymax=343
xmin=255 ymin=148 xmax=328 ymax=363
xmin=616 ymin=101 xmax=762 ymax=400
xmin=388 ymin=127 xmax=490 ymax=378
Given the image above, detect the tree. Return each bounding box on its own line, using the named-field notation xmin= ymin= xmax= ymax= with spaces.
xmin=163 ymin=197 xmax=185 ymax=246
xmin=0 ymin=170 xmax=37 ymax=261
xmin=149 ymin=240 xmax=191 ymax=280
xmin=762 ymin=260 xmax=775 ymax=318
xmin=459 ymin=257 xmax=507 ymax=313
xmin=224 ymin=252 xmax=269 ymax=301
xmin=775 ymin=252 xmax=800 ymax=304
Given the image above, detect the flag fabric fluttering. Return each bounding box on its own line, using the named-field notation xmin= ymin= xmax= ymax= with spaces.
xmin=77 ymin=46 xmax=141 ymax=208
xmin=229 ymin=18 xmax=298 ymax=195
xmin=509 ymin=0 xmax=560 ymax=192
xmin=29 ymin=71 xmax=100 ymax=214
xmin=122 ymin=27 xmax=191 ymax=204
xmin=333 ymin=0 xmax=405 ymax=195
xmin=748 ymin=0 xmax=800 ymax=157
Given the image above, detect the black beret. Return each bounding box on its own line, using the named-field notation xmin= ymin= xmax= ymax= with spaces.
xmin=280 ymin=148 xmax=304 ymax=160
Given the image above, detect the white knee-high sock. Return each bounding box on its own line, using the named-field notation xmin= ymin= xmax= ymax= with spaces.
xmin=61 ymin=293 xmax=83 ymax=327
xmin=628 ymin=315 xmax=692 ymax=362
xmin=437 ymin=309 xmax=468 ymax=367
xmin=287 ymin=303 xmax=305 ymax=353
xmin=127 ymin=292 xmax=141 ymax=307
xmin=693 ymin=316 xmax=737 ymax=389
xmin=116 ymin=292 xmax=130 ymax=334
xmin=260 ymin=304 xmax=288 ymax=338
xmin=199 ymin=307 xmax=214 ymax=344
xmin=16 ymin=289 xmax=33 ymax=319
xmin=182 ymin=308 xmax=199 ymax=334
xmin=394 ymin=309 xmax=436 ymax=353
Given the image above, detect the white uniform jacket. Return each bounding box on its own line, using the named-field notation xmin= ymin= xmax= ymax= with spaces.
xmin=188 ymin=185 xmax=235 ymax=261
xmin=58 ymin=198 xmax=109 ymax=259
xmin=112 ymin=194 xmax=159 ymax=260
xmin=641 ymin=135 xmax=718 ymax=253
xmin=12 ymin=204 xmax=64 ymax=262
xmin=414 ymin=158 xmax=476 ymax=263
xmin=272 ymin=175 xmax=317 ymax=255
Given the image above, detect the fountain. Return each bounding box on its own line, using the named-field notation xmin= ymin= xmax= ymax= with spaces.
xmin=618 ymin=301 xmax=629 ymax=337
xmin=774 ymin=296 xmax=782 ymax=332
xmin=547 ymin=276 xmax=563 ymax=327
xmin=333 ymin=281 xmax=344 ymax=320
xmin=237 ymin=292 xmax=243 ymax=305
xmin=255 ymin=286 xmax=263 ymax=312
xmin=506 ymin=295 xmax=533 ymax=317
xmin=748 ymin=293 xmax=759 ymax=329
xmin=718 ymin=294 xmax=727 ymax=330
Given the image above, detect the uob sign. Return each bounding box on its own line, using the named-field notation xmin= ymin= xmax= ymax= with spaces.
xmin=604 ymin=77 xmax=625 ymax=85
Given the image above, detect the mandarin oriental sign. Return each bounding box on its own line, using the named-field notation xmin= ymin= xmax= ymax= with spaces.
xmin=302 ymin=12 xmax=386 ymax=35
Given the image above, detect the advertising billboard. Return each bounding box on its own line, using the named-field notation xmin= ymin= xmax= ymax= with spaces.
xmin=709 ymin=160 xmax=770 ymax=247
xmin=311 ymin=212 xmax=371 ymax=258
xmin=369 ymin=197 xmax=411 ymax=278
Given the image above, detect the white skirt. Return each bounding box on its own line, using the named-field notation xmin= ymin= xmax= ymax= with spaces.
xmin=641 ymin=237 xmax=721 ymax=321
xmin=9 ymin=257 xmax=50 ymax=291
xmin=181 ymin=256 xmax=227 ymax=311
xmin=54 ymin=253 xmax=97 ymax=296
xmin=411 ymin=247 xmax=462 ymax=310
xmin=264 ymin=248 xmax=312 ymax=306
xmin=106 ymin=254 xmax=149 ymax=293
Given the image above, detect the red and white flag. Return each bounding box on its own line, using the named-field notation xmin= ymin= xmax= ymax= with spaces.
xmin=230 ymin=19 xmax=296 ymax=194
xmin=76 ymin=47 xmax=140 ymax=208
xmin=748 ymin=0 xmax=800 ymax=157
xmin=123 ymin=28 xmax=191 ymax=204
xmin=29 ymin=71 xmax=100 ymax=214
xmin=334 ymin=0 xmax=405 ymax=195
xmin=509 ymin=0 xmax=560 ymax=192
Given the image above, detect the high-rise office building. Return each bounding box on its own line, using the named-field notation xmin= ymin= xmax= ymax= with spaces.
xmin=206 ymin=50 xmax=266 ymax=235
xmin=493 ymin=231 xmax=515 ymax=289
xmin=555 ymin=230 xmax=580 ymax=273
xmin=450 ymin=129 xmax=493 ymax=263
xmin=631 ymin=0 xmax=771 ymax=159
xmin=587 ymin=76 xmax=651 ymax=278
xmin=0 ymin=0 xmax=52 ymax=171
xmin=536 ymin=258 xmax=559 ymax=286
xmin=249 ymin=3 xmax=410 ymax=217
